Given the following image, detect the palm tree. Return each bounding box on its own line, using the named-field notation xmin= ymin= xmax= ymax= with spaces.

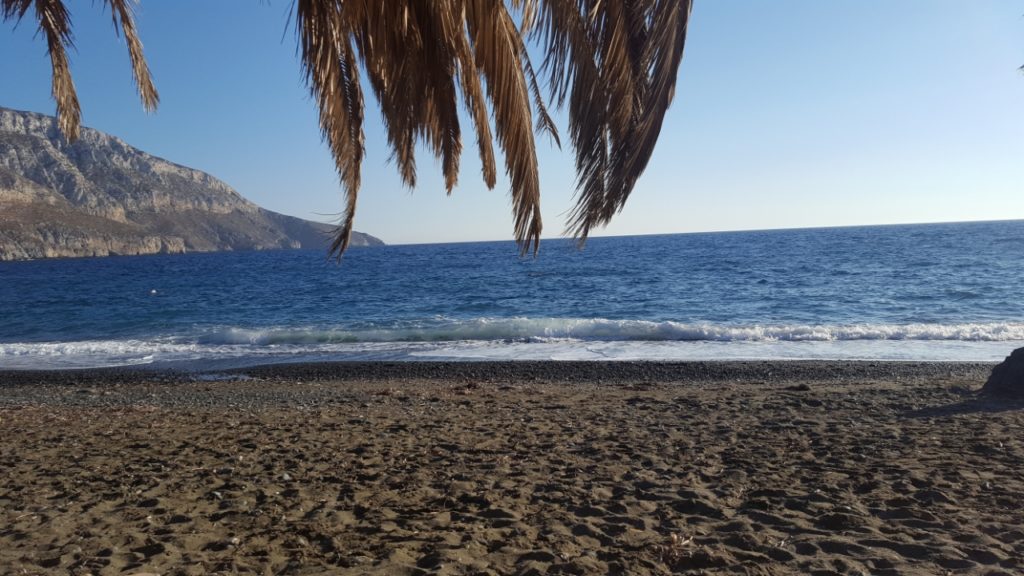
xmin=3 ymin=0 xmax=692 ymax=256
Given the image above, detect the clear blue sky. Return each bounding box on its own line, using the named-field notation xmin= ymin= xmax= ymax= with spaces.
xmin=2 ymin=1 xmax=1023 ymax=245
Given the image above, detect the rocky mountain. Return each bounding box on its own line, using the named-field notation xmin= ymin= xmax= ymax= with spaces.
xmin=0 ymin=107 xmax=383 ymax=260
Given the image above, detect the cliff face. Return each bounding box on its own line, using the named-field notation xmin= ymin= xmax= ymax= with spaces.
xmin=0 ymin=107 xmax=383 ymax=261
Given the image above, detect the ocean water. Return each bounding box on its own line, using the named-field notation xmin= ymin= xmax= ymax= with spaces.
xmin=1 ymin=220 xmax=1023 ymax=369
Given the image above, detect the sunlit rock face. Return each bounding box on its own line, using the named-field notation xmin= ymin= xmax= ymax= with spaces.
xmin=0 ymin=107 xmax=382 ymax=261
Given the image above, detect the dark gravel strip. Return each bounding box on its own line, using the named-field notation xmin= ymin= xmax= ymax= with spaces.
xmin=0 ymin=360 xmax=995 ymax=393
xmin=233 ymin=360 xmax=995 ymax=385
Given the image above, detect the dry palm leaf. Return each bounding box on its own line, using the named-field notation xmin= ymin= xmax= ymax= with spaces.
xmin=3 ymin=0 xmax=78 ymax=139
xmin=299 ymin=0 xmax=692 ymax=257
xmin=527 ymin=0 xmax=693 ymax=241
xmin=104 ymin=0 xmax=159 ymax=112
xmin=4 ymin=0 xmax=692 ymax=257
xmin=2 ymin=0 xmax=158 ymax=140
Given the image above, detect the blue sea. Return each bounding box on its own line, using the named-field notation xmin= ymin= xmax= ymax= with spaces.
xmin=1 ymin=220 xmax=1022 ymax=369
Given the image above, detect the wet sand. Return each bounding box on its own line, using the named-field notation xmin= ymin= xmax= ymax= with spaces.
xmin=1 ymin=361 xmax=1022 ymax=575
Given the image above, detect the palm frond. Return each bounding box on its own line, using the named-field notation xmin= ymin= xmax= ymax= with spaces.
xmin=3 ymin=0 xmax=163 ymax=140
xmin=3 ymin=0 xmax=80 ymax=140
xmin=311 ymin=0 xmax=552 ymax=257
xmin=451 ymin=11 xmax=498 ymax=189
xmin=533 ymin=0 xmax=693 ymax=242
xmin=104 ymin=0 xmax=159 ymax=112
xmin=465 ymin=0 xmax=543 ymax=255
xmin=6 ymin=0 xmax=691 ymax=256
xmin=296 ymin=0 xmax=365 ymax=258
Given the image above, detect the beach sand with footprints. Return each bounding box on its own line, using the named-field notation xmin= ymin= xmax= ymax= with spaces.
xmin=1 ymin=361 xmax=1022 ymax=575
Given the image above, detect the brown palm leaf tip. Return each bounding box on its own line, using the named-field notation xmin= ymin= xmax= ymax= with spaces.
xmin=2 ymin=0 xmax=79 ymax=139
xmin=538 ymin=0 xmax=694 ymax=241
xmin=2 ymin=0 xmax=158 ymax=140
xmin=6 ymin=0 xmax=690 ymax=257
xmin=104 ymin=0 xmax=159 ymax=112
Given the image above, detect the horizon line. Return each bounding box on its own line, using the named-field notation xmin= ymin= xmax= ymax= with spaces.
xmin=378 ymin=217 xmax=1024 ymax=248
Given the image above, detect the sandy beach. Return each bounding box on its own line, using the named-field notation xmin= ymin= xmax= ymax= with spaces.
xmin=1 ymin=361 xmax=1022 ymax=575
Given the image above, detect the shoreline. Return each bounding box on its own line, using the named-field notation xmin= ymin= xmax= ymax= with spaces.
xmin=0 ymin=358 xmax=998 ymax=387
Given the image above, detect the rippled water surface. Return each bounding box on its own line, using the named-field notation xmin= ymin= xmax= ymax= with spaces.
xmin=2 ymin=220 xmax=1022 ymax=368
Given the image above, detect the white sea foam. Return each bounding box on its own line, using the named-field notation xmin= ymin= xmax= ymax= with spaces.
xmin=2 ymin=318 xmax=1023 ymax=369
xmin=190 ymin=318 xmax=1024 ymax=345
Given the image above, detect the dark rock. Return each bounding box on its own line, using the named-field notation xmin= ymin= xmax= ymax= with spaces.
xmin=982 ymin=348 xmax=1024 ymax=398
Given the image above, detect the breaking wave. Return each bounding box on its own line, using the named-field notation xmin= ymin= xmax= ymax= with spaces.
xmin=190 ymin=318 xmax=1024 ymax=344
xmin=3 ymin=318 xmax=1023 ymax=369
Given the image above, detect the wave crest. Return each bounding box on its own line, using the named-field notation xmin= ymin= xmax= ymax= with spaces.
xmin=3 ymin=318 xmax=1023 ymax=368
xmin=191 ymin=318 xmax=1024 ymax=345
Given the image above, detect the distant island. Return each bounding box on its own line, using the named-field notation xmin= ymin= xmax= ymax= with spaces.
xmin=0 ymin=107 xmax=383 ymax=261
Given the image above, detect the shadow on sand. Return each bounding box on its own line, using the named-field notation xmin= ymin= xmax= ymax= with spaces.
xmin=905 ymin=389 xmax=1024 ymax=418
